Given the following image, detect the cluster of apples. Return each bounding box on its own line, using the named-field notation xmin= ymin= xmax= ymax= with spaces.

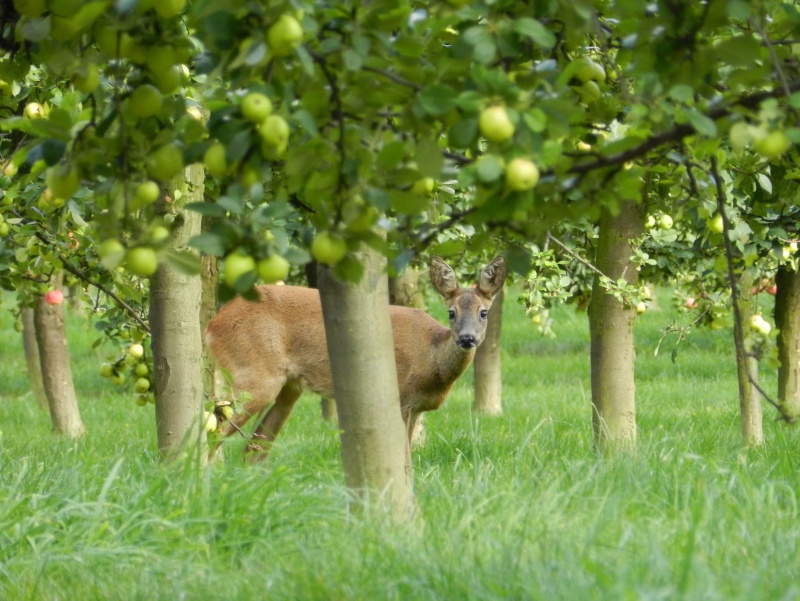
xmin=645 ymin=213 xmax=674 ymax=230
xmin=477 ymin=105 xmax=540 ymax=192
xmin=99 ymin=340 xmax=154 ymax=405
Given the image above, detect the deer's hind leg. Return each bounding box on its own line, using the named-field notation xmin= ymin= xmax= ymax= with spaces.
xmin=245 ymin=379 xmax=304 ymax=463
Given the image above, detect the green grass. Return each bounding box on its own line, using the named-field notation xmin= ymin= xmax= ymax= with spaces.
xmin=1 ymin=289 xmax=799 ymax=600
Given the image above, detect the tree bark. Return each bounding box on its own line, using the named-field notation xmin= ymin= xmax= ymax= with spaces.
xmin=150 ymin=164 xmax=207 ymax=461
xmin=473 ymin=286 xmax=504 ymax=415
xmin=200 ymin=222 xmax=219 ymax=401
xmin=734 ymin=272 xmax=763 ymax=444
xmin=318 ymin=243 xmax=414 ymax=519
xmin=775 ymin=266 xmax=800 ymax=423
xmin=388 ymin=267 xmax=425 ymax=309
xmin=33 ymin=274 xmax=86 ymax=437
xmin=588 ymin=201 xmax=644 ymax=453
xmin=21 ymin=306 xmax=48 ymax=409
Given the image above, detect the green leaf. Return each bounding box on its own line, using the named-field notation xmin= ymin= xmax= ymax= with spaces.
xmin=418 ymin=85 xmax=457 ymax=116
xmin=668 ymin=85 xmax=694 ymax=103
xmin=475 ymin=155 xmax=503 ymax=183
xmin=162 ymin=249 xmax=202 ymax=276
xmin=685 ymin=110 xmax=717 ymax=138
xmin=714 ymin=35 xmax=760 ymax=68
xmin=343 ymin=49 xmax=363 ymax=71
xmin=376 ymin=141 xmax=406 ymax=171
xmin=188 ymin=232 xmax=227 ymax=256
xmin=513 ymin=18 xmax=556 ymax=49
xmin=431 ymin=238 xmax=465 ymax=257
xmin=388 ymin=190 xmax=429 ymax=214
xmin=522 ymin=108 xmax=547 ymax=133
xmin=185 ymin=202 xmax=227 ymax=217
xmin=416 ymin=138 xmax=444 ymax=178
xmin=448 ymin=118 xmax=478 ymax=148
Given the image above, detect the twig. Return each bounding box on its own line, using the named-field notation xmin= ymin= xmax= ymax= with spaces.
xmin=361 ymin=65 xmax=422 ymax=91
xmin=546 ymin=232 xmax=608 ymax=280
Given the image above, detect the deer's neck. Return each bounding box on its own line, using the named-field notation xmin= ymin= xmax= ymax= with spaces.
xmin=432 ymin=327 xmax=476 ymax=385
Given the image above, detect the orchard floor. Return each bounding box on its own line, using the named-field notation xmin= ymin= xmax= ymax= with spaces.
xmin=1 ymin=287 xmax=799 ymax=601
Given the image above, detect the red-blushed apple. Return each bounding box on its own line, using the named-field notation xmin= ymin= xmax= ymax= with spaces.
xmin=44 ymin=290 xmax=64 ymax=305
xmin=685 ymin=297 xmax=698 ymax=309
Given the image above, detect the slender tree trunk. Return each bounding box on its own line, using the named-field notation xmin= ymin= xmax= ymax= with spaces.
xmin=734 ymin=272 xmax=763 ymax=444
xmin=150 ymin=165 xmax=206 ymax=461
xmin=305 ymin=260 xmax=338 ymax=423
xmin=318 ymin=243 xmax=414 ymax=519
xmin=389 ymin=267 xmax=425 ymax=309
xmin=200 ymin=221 xmax=219 ymax=400
xmin=33 ymin=274 xmax=86 ymax=437
xmin=588 ymin=201 xmax=645 ymax=453
xmin=473 ymin=286 xmax=504 ymax=415
xmin=21 ymin=307 xmax=48 ymax=409
xmin=775 ymin=266 xmax=800 ymax=423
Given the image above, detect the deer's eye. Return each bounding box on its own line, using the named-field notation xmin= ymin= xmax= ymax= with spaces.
xmin=480 ymin=310 xmax=488 ymax=320
xmin=448 ymin=309 xmax=456 ymax=321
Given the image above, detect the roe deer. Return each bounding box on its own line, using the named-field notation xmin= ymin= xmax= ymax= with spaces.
xmin=205 ymin=255 xmax=506 ymax=460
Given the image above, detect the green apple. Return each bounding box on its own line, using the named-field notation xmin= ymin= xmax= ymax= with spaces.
xmin=411 ymin=177 xmax=435 ymax=195
xmin=204 ymin=411 xmax=218 ymax=433
xmin=99 ymin=363 xmax=114 ymax=378
xmin=257 ymin=254 xmax=290 ymax=282
xmin=134 ymin=377 xmax=150 ymax=393
xmin=204 ymin=142 xmax=228 ymax=178
xmin=223 ymin=251 xmax=256 ymax=287
xmin=240 ymin=165 xmax=261 ymax=187
xmin=72 ymin=63 xmax=100 ymax=93
xmin=658 ymin=214 xmax=673 ymax=230
xmin=98 ymin=238 xmax=126 ymax=269
xmin=749 ymin=314 xmax=771 ymax=335
xmin=479 ymin=106 xmax=515 ymax=143
xmin=128 ymin=84 xmax=163 ymax=118
xmin=753 ymin=130 xmax=791 ymax=160
xmin=23 ymin=102 xmax=44 ymax=119
xmin=571 ymin=57 xmax=606 ymax=83
xmin=781 ymin=242 xmax=798 ymax=260
xmin=267 ymin=14 xmax=304 ymax=56
xmin=311 ymin=232 xmax=347 ymax=265
xmin=46 ymin=163 xmax=81 ymax=200
xmin=645 ymin=215 xmax=656 ymax=229
xmin=125 ymin=246 xmax=158 ymax=277
xmin=154 ymin=0 xmax=186 ymax=19
xmin=151 ymin=65 xmax=182 ymax=94
xmin=0 ymin=222 xmax=9 ymax=236
xmin=575 ymin=80 xmax=601 ymax=103
xmin=259 ymin=114 xmax=290 ymax=147
xmin=135 ymin=395 xmax=149 ymax=407
xmin=128 ymin=343 xmax=145 ymax=358
xmin=145 ymin=45 xmax=177 ymax=77
xmin=707 ymin=213 xmax=724 ymax=234
xmin=135 ymin=180 xmax=160 ymax=205
xmin=3 ymin=162 xmax=18 ymax=177
xmin=505 ymin=158 xmax=540 ymax=191
xmin=149 ymin=225 xmax=170 ymax=244
xmin=636 ymin=302 xmax=647 ymax=314
xmin=146 ymin=144 xmax=184 ymax=181
xmin=220 ymin=405 xmax=234 ymax=420
xmin=111 ymin=373 xmax=125 ymax=386
xmin=241 ymin=92 xmax=273 ymax=123
xmin=135 ymin=363 xmax=149 ymax=377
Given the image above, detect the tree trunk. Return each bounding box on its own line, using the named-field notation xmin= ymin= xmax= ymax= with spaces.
xmin=588 ymin=201 xmax=644 ymax=453
xmin=150 ymin=165 xmax=207 ymax=461
xmin=200 ymin=223 xmax=219 ymax=401
xmin=21 ymin=306 xmax=48 ymax=409
xmin=388 ymin=267 xmax=425 ymax=309
xmin=318 ymin=243 xmax=414 ymax=519
xmin=305 ymin=260 xmax=338 ymax=423
xmin=734 ymin=272 xmax=763 ymax=444
xmin=473 ymin=286 xmax=504 ymax=415
xmin=775 ymin=265 xmax=800 ymax=423
xmin=33 ymin=274 xmax=86 ymax=437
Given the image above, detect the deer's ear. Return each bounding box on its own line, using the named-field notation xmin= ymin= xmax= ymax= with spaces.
xmin=430 ymin=256 xmax=458 ymax=299
xmin=477 ymin=256 xmax=506 ymax=299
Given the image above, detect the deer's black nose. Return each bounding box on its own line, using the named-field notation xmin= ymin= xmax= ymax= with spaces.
xmin=458 ymin=334 xmax=477 ymax=349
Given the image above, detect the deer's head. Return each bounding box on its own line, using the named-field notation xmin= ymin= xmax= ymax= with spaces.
xmin=430 ymin=256 xmax=507 ymax=350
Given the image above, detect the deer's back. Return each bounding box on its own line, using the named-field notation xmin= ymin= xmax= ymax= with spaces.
xmin=206 ymin=285 xmax=456 ymax=407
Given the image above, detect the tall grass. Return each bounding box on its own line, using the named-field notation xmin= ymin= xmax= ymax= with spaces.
xmin=1 ymin=289 xmax=798 ymax=601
